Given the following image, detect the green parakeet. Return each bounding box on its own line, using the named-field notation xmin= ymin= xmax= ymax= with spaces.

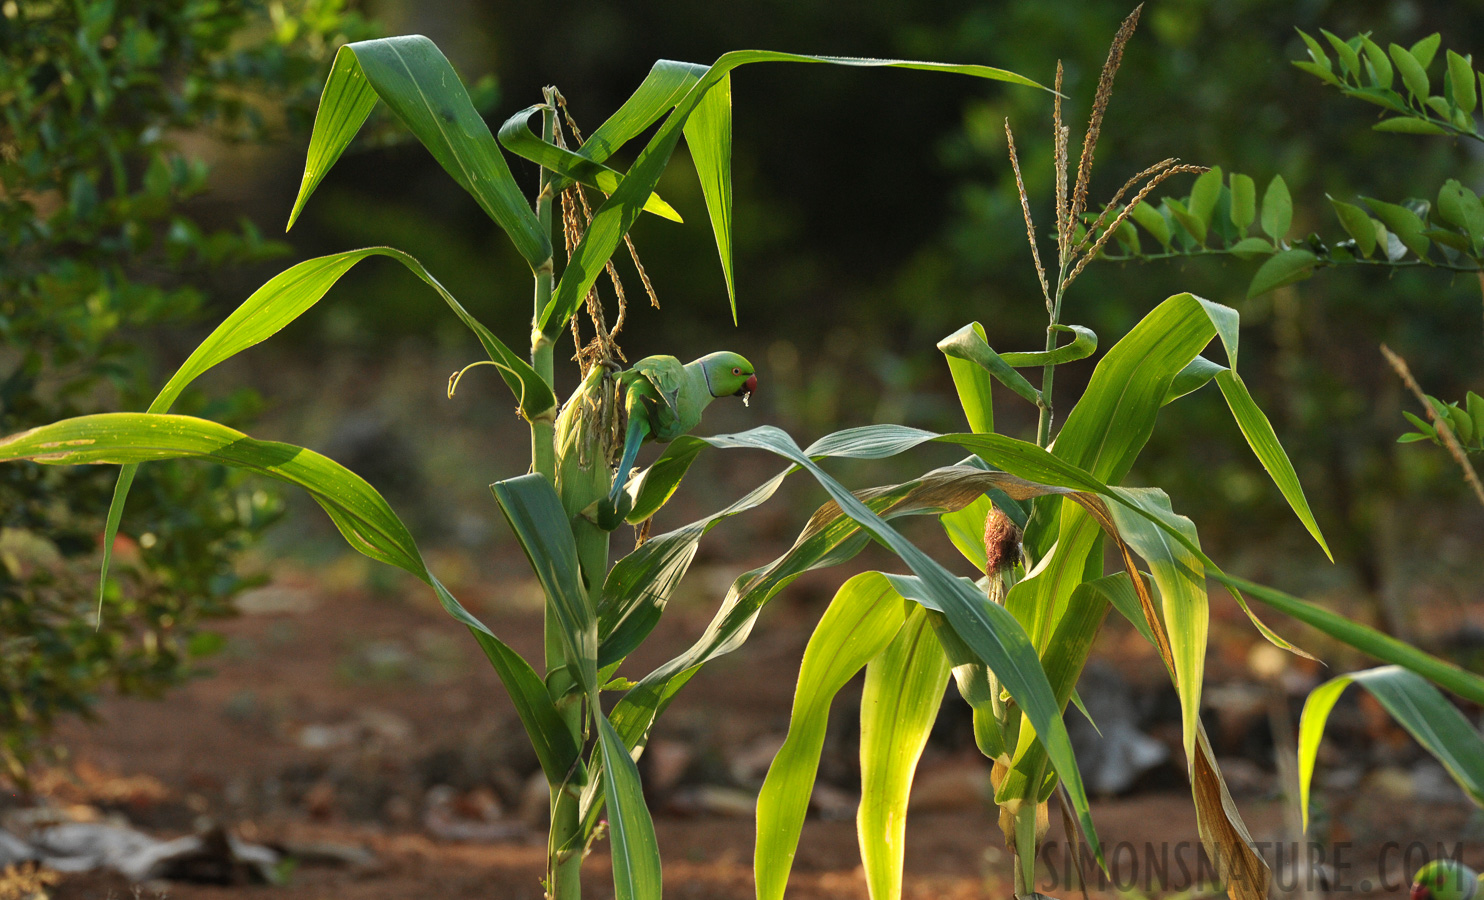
xmin=600 ymin=351 xmax=756 ymax=525
xmin=1412 ymin=860 xmax=1481 ymax=900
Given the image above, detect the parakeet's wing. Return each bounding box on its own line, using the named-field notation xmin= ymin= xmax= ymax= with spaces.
xmin=632 ymin=356 xmax=685 ymax=435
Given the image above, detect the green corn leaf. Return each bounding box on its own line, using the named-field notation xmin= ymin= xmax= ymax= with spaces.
xmin=1390 ymin=42 xmax=1431 ymax=102
xmin=1228 ymin=237 xmax=1275 ymax=260
xmin=936 ymin=323 xmax=1042 ymax=405
xmin=943 ymin=322 xmax=996 ymax=434
xmin=1247 ymin=248 xmax=1317 ymax=298
xmin=579 ymin=60 xmax=709 ymax=164
xmin=1299 ymin=666 xmax=1484 ymax=831
xmin=928 ymin=608 xmax=1009 ymax=761
xmin=1260 ymin=175 xmax=1292 ymax=242
xmin=288 ymin=38 xmax=548 ymax=268
xmin=1374 ymin=116 xmax=1449 ymax=134
xmin=496 ymin=104 xmax=681 ymax=221
xmin=1321 ymin=30 xmax=1362 ymax=80
xmin=1212 ymin=371 xmax=1331 ymax=559
xmin=1329 ymin=196 xmax=1378 ymax=257
xmin=541 ymin=51 xmax=1044 ymax=335
xmin=754 ymin=572 xmax=909 ymax=900
xmin=597 ymin=713 xmax=663 ymax=900
xmin=683 ymin=73 xmax=737 ymax=321
xmin=491 ymin=474 xmax=598 ymax=694
xmin=1448 ymin=51 xmax=1478 ymax=115
xmin=1229 ymin=173 xmax=1256 ymax=233
xmin=1107 ymin=490 xmax=1207 ymax=763
xmin=859 ymin=606 xmax=953 ymax=900
xmin=1360 ymin=35 xmax=1394 ymax=88
xmin=1213 ymin=574 xmax=1484 ymax=706
xmin=999 ymin=324 xmax=1099 ymax=367
xmin=1188 ymin=167 xmax=1223 ymax=231
xmin=1008 ymin=293 xmax=1237 ymax=652
xmin=1164 ymin=357 xmax=1226 ymax=406
xmin=0 ymin=413 xmax=577 ymax=782
xmin=1365 ymin=197 xmax=1430 ymax=258
xmin=99 ymin=249 xmax=551 ymax=618
xmin=1410 ymin=33 xmax=1442 ymax=70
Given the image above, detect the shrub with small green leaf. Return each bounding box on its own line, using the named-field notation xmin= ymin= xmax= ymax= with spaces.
xmin=0 ymin=0 xmax=374 ymax=776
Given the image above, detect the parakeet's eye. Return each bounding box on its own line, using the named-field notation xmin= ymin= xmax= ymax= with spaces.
xmin=732 ymin=367 xmax=742 ymax=375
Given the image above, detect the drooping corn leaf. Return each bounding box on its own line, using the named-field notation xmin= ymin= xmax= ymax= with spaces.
xmin=597 ymin=712 xmax=663 ymax=900
xmin=754 ymin=572 xmax=909 ymax=900
xmin=942 ymin=322 xmax=997 ymax=434
xmin=576 ymin=60 xmax=709 ymax=164
xmin=858 ymin=605 xmax=953 ymax=900
xmin=683 ymin=72 xmax=737 ymax=319
xmin=0 ymin=413 xmax=578 ymax=783
xmin=998 ymin=324 xmax=1099 ymax=367
xmin=542 ymin=52 xmax=1044 ymax=335
xmin=1298 ymin=666 xmax=1484 ymax=830
xmin=99 ymin=249 xmax=551 ymax=617
xmin=496 ymin=104 xmax=681 ymax=221
xmin=937 ymin=322 xmax=1041 ymax=405
xmin=288 ymin=37 xmax=549 ymax=269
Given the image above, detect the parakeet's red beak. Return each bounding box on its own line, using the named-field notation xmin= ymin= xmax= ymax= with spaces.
xmin=1411 ymin=883 xmax=1431 ymax=900
xmin=739 ymin=374 xmax=757 ymax=396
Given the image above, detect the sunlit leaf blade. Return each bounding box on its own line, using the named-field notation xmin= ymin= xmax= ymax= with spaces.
xmin=1107 ymin=489 xmax=1207 ymax=762
xmin=998 ymin=324 xmax=1098 ymax=367
xmin=288 ymin=37 xmax=549 ymax=269
xmin=937 ymin=323 xmax=1041 ymax=406
xmin=858 ymin=606 xmax=953 ymax=900
xmin=1212 ymin=370 xmax=1331 ymax=559
xmin=496 ymin=104 xmax=681 ymax=221
xmin=542 ymin=52 xmax=1045 ymax=334
xmin=754 ymin=573 xmax=908 ymax=900
xmin=98 ymin=249 xmax=552 ymax=611
xmin=1299 ymin=666 xmax=1484 ymax=831
xmin=927 ymin=609 xmax=1008 ymax=761
xmin=597 ymin=713 xmax=663 ymax=900
xmin=579 ymin=60 xmax=709 ymax=164
xmin=942 ymin=322 xmax=996 ymax=434
xmin=0 ymin=413 xmax=577 ymax=782
xmin=683 ymin=73 xmax=736 ymax=320
xmin=287 ymin=46 xmax=376 ymax=231
xmin=491 ymin=474 xmax=598 ymax=693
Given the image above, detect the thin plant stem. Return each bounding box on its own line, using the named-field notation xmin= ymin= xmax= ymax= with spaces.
xmin=531 ymin=90 xmax=559 ymax=487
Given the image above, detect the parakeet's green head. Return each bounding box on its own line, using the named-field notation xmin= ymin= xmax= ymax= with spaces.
xmin=694 ymin=351 xmax=757 ymax=400
xmin=1411 ymin=860 xmax=1480 ymax=900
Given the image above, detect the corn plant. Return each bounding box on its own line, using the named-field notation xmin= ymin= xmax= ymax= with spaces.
xmin=5 ymin=23 xmax=1483 ymax=900
xmin=0 ymin=31 xmax=1106 ymax=900
xmin=747 ymin=11 xmax=1484 ymax=900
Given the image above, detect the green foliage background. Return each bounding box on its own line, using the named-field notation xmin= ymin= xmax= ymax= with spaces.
xmin=0 ymin=0 xmax=374 ymax=771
